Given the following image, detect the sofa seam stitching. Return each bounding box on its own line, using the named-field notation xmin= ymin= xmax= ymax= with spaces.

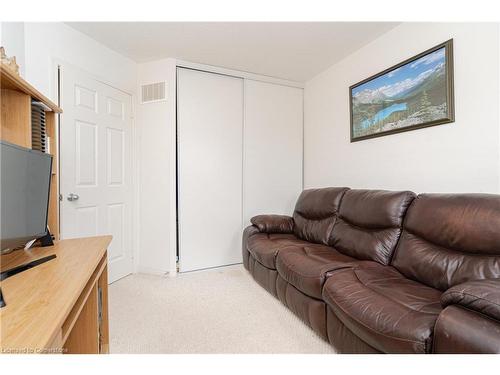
xmin=388 ymin=195 xmax=418 ymax=265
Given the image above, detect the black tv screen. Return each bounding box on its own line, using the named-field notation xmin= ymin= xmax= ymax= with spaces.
xmin=1 ymin=141 xmax=53 ymax=252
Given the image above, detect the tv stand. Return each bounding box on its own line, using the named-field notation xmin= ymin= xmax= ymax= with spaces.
xmin=0 ymin=254 xmax=57 ymax=308
xmin=0 ymin=236 xmax=112 ymax=353
xmin=0 ymin=254 xmax=56 ymax=282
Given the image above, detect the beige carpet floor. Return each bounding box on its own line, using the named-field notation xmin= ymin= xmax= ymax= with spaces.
xmin=109 ymin=264 xmax=336 ymax=354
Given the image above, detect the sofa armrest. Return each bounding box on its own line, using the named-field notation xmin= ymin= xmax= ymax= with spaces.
xmin=242 ymin=225 xmax=260 ymax=271
xmin=441 ymin=279 xmax=500 ymax=321
xmin=250 ymin=215 xmax=294 ymax=234
xmin=434 ymin=279 xmax=500 ymax=353
xmin=433 ymin=305 xmax=500 ymax=353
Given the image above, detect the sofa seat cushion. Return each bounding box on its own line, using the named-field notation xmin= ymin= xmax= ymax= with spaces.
xmin=322 ymin=264 xmax=442 ymax=353
xmin=275 ymin=244 xmax=362 ymax=299
xmin=246 ymin=233 xmax=308 ymax=269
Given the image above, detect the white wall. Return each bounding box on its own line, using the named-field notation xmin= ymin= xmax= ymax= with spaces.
xmin=1 ymin=22 xmax=26 ymax=76
xmin=304 ymin=22 xmax=500 ymax=194
xmin=136 ymin=58 xmax=177 ymax=275
xmin=23 ymin=22 xmax=137 ymax=101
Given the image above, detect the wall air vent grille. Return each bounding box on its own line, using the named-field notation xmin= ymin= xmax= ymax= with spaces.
xmin=141 ymin=81 xmax=166 ymax=104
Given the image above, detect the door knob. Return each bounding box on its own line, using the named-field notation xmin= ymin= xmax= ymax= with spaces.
xmin=67 ymin=193 xmax=79 ymax=201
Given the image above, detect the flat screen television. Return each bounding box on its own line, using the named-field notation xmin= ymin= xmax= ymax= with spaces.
xmin=1 ymin=140 xmax=53 ymax=253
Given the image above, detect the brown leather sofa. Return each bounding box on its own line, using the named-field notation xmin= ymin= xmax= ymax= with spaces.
xmin=242 ymin=187 xmax=500 ymax=353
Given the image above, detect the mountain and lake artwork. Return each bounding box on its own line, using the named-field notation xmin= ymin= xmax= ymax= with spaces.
xmin=350 ymin=40 xmax=454 ymax=142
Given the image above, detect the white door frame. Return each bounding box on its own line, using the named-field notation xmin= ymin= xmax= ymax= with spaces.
xmin=52 ymin=58 xmax=139 ymax=276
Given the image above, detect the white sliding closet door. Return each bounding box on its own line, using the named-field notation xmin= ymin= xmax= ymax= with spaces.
xmin=243 ymin=80 xmax=303 ymax=225
xmin=177 ymin=68 xmax=243 ymax=272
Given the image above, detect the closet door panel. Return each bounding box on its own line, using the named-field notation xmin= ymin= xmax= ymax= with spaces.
xmin=177 ymin=68 xmax=243 ymax=272
xmin=243 ymin=80 xmax=303 ymax=225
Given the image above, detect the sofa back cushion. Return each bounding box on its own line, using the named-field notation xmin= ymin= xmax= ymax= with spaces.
xmin=293 ymin=187 xmax=349 ymax=245
xmin=392 ymin=194 xmax=500 ymax=291
xmin=329 ymin=189 xmax=416 ymax=265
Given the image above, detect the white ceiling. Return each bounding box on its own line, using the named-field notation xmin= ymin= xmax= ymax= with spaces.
xmin=66 ymin=22 xmax=398 ymax=82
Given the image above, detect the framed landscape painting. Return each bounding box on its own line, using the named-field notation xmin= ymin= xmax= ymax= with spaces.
xmin=350 ymin=39 xmax=454 ymax=142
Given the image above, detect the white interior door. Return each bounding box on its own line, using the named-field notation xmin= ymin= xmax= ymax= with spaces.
xmin=243 ymin=80 xmax=303 ymax=225
xmin=60 ymin=64 xmax=134 ymax=283
xmin=177 ymin=68 xmax=243 ymax=272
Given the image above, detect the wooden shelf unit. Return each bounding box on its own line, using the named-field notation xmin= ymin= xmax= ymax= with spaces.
xmin=0 ymin=64 xmax=62 ymax=240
